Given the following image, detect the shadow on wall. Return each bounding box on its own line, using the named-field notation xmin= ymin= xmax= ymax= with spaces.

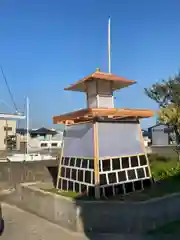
xmin=73 ymin=187 xmax=127 ymax=240
xmin=48 ymin=166 xmax=107 ymax=239
xmin=74 ymin=174 xmax=180 ymax=238
xmin=47 ymin=166 xmax=58 ymax=187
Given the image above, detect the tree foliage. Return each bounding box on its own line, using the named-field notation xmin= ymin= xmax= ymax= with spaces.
xmin=145 ymin=72 xmax=180 ymax=144
xmin=158 ymin=104 xmax=180 ymax=126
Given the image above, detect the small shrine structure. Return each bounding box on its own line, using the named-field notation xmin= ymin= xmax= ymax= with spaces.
xmin=53 ymin=68 xmax=154 ymax=198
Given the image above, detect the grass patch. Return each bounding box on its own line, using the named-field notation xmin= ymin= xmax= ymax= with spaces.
xmin=43 ymin=188 xmax=79 ymax=198
xmin=150 ymin=157 xmax=179 ymax=180
xmin=149 ymin=220 xmax=180 ymax=234
xmin=43 ymin=175 xmax=180 ymax=202
xmin=42 ymin=188 xmax=96 ymax=200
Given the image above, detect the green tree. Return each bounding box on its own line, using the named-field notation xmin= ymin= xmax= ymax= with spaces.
xmin=145 ymin=73 xmax=180 ymax=144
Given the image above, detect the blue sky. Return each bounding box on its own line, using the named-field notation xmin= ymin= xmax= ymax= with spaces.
xmin=0 ymin=0 xmax=180 ymax=129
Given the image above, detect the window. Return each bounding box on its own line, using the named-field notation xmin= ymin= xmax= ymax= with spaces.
xmin=102 ymin=159 xmax=111 ymax=171
xmin=112 ymin=158 xmax=120 ymax=170
xmin=127 ymin=169 xmax=136 ymax=180
xmin=85 ymin=170 xmax=91 ymax=183
xmin=118 ymin=171 xmax=126 ymax=182
xmin=81 ymin=159 xmax=88 ymax=168
xmin=4 ymin=127 xmax=12 ymax=131
xmin=100 ymin=174 xmax=107 ymax=185
xmin=41 ymin=143 xmax=48 ymax=147
xmin=108 ymin=172 xmax=117 ymax=184
xmin=121 ymin=157 xmax=129 ymax=169
xmin=76 ymin=158 xmax=81 ymax=168
xmin=136 ymin=168 xmax=145 ymax=179
xmin=51 ymin=143 xmax=58 ymax=147
xmin=139 ymin=155 xmax=147 ymax=166
xmin=78 ymin=170 xmax=84 ymax=182
xmin=66 ymin=168 xmax=71 ymax=178
xmin=131 ymin=156 xmax=139 ymax=167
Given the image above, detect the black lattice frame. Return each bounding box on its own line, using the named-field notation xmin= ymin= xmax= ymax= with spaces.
xmin=58 ymin=153 xmax=152 ymax=197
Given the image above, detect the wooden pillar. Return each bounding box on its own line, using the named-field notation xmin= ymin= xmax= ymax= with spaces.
xmin=56 ymin=123 xmax=66 ymax=189
xmin=93 ymin=121 xmax=100 ymax=199
xmin=138 ymin=122 xmax=152 ymax=179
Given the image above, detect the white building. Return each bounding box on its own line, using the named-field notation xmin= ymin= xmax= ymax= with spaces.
xmin=0 ymin=113 xmax=25 ymax=150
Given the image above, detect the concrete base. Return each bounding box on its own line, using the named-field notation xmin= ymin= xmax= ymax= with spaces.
xmin=3 ymin=182 xmax=180 ymax=234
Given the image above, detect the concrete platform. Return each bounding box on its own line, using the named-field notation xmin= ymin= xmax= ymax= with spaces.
xmin=3 ymin=181 xmax=180 ymax=235
xmin=1 ymin=203 xmax=174 ymax=240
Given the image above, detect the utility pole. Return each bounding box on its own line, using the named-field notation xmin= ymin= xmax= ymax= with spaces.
xmin=108 ymin=16 xmax=111 ymax=73
xmin=5 ymin=120 xmax=8 ymax=152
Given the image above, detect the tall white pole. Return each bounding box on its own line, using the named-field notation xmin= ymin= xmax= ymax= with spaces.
xmin=26 ymin=96 xmax=29 ymax=156
xmin=108 ymin=16 xmax=111 ymax=73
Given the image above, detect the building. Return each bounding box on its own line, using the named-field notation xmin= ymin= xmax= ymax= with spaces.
xmin=148 ymin=123 xmax=174 ymax=146
xmin=0 ymin=113 xmax=25 ymax=150
xmin=16 ymin=127 xmax=63 ymax=150
xmin=30 ymin=127 xmax=57 ymax=140
xmin=0 ymin=119 xmax=16 ymax=150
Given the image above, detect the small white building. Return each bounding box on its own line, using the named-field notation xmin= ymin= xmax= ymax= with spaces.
xmin=16 ymin=127 xmax=63 ymax=151
xmin=148 ymin=123 xmax=174 ymax=146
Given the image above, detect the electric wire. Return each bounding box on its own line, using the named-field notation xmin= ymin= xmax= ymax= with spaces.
xmin=0 ymin=65 xmax=19 ymax=113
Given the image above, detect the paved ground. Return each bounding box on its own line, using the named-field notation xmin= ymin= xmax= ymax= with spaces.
xmin=0 ymin=203 xmax=87 ymax=240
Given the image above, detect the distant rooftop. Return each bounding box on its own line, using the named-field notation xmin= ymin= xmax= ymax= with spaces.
xmin=17 ymin=127 xmax=57 ymax=135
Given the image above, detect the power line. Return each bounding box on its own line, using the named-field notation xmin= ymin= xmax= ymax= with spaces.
xmin=0 ymin=65 xmax=19 ymax=113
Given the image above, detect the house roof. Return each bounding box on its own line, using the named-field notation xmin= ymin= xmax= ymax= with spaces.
xmin=148 ymin=123 xmax=167 ymax=130
xmin=53 ymin=107 xmax=154 ymax=124
xmin=64 ymin=69 xmax=136 ymax=92
xmin=17 ymin=127 xmax=57 ymax=135
xmin=148 ymin=123 xmax=174 ymax=133
xmin=31 ymin=127 xmax=57 ymax=135
xmin=16 ymin=128 xmax=28 ymax=134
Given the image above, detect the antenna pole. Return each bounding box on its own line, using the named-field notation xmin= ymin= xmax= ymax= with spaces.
xmin=26 ymin=97 xmax=29 ymax=156
xmin=108 ymin=17 xmax=111 ymax=73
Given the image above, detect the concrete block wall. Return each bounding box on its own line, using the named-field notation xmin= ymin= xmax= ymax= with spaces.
xmin=0 ymin=161 xmax=58 ymax=188
xmin=5 ymin=182 xmax=180 ymax=234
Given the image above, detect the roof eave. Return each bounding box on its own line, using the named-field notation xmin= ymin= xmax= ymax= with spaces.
xmin=64 ymin=79 xmax=136 ymax=92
